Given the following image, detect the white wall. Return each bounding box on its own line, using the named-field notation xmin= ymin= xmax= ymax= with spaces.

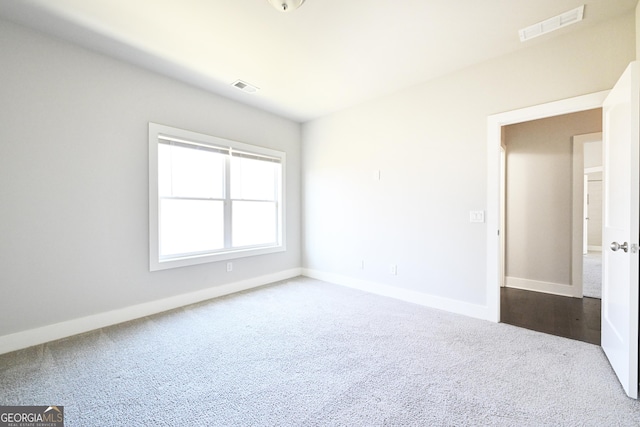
xmin=0 ymin=19 xmax=301 ymax=340
xmin=302 ymin=13 xmax=635 ymax=316
xmin=504 ymin=110 xmax=601 ymax=289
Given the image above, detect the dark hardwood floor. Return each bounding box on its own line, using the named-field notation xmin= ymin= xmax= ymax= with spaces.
xmin=501 ymin=287 xmax=601 ymax=345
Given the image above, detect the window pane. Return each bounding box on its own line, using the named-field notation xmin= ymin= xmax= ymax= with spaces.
xmin=232 ymin=201 xmax=277 ymax=247
xmin=161 ymin=144 xmax=225 ymax=199
xmin=230 ymin=156 xmax=278 ymax=200
xmin=160 ymin=199 xmax=224 ymax=256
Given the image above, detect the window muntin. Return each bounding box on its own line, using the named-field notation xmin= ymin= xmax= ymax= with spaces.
xmin=149 ymin=123 xmax=285 ymax=271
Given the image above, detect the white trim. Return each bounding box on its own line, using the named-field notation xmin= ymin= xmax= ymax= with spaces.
xmin=578 ymin=133 xmax=603 ymax=259
xmin=303 ymin=269 xmax=491 ymax=321
xmin=572 ymin=136 xmax=585 ymax=296
xmin=584 ymin=174 xmax=589 ymax=255
xmin=500 ymin=147 xmax=506 ymax=287
xmin=585 ymin=166 xmax=603 ymax=174
xmin=487 ymin=91 xmax=609 ymax=322
xmin=0 ymin=268 xmax=302 ymax=355
xmin=505 ymin=276 xmax=576 ymax=298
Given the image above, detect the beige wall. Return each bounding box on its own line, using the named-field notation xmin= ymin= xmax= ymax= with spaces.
xmin=504 ymin=110 xmax=602 ymax=288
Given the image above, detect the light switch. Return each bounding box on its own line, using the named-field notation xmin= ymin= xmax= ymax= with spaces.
xmin=470 ymin=211 xmax=485 ymax=223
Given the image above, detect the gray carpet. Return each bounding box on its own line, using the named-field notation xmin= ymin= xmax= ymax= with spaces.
xmin=1 ymin=277 xmax=638 ymax=426
xmin=583 ymin=252 xmax=602 ymax=299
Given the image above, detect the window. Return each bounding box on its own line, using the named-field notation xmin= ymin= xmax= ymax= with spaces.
xmin=149 ymin=123 xmax=285 ymax=271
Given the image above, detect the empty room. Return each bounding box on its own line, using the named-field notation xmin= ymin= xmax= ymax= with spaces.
xmin=1 ymin=0 xmax=640 ymax=425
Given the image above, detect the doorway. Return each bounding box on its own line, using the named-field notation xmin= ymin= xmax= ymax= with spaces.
xmin=487 ymin=65 xmax=639 ymax=399
xmin=485 ymin=91 xmax=609 ymax=323
xmin=498 ymin=112 xmax=602 ymax=344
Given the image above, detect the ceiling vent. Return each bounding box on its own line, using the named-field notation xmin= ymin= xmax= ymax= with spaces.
xmin=231 ymin=80 xmax=259 ymax=94
xmin=519 ymin=5 xmax=584 ymax=42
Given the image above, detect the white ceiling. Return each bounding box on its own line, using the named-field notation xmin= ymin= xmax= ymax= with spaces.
xmin=0 ymin=0 xmax=636 ymax=122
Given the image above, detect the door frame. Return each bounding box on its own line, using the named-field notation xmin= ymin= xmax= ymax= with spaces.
xmin=572 ymin=132 xmax=603 ymax=296
xmin=584 ymin=173 xmax=589 ymax=255
xmin=486 ymin=91 xmax=609 ymax=322
xmin=574 ymin=133 xmax=604 ymax=259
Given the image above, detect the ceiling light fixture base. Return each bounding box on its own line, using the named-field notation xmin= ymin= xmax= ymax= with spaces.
xmin=267 ymin=0 xmax=305 ymax=12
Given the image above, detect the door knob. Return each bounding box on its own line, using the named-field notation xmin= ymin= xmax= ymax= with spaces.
xmin=610 ymin=241 xmax=629 ymax=252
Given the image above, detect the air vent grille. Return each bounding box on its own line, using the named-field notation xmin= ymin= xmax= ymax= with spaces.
xmin=519 ymin=5 xmax=584 ymax=42
xmin=231 ymin=80 xmax=259 ymax=94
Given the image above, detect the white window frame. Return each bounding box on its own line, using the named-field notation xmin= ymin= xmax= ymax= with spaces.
xmin=149 ymin=122 xmax=286 ymax=271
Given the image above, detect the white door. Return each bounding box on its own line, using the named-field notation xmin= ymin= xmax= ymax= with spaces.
xmin=602 ymin=61 xmax=639 ymax=399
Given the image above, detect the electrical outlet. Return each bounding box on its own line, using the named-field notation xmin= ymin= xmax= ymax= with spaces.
xmin=360 ymin=260 xmax=365 ymax=270
xmin=390 ymin=264 xmax=397 ymax=275
xmin=470 ymin=211 xmax=485 ymax=223
xmin=226 ymin=262 xmax=233 ymax=272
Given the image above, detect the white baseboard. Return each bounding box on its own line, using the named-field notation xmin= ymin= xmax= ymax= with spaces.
xmin=0 ymin=268 xmax=302 ymax=355
xmin=302 ymin=269 xmax=492 ymax=321
xmin=505 ymin=276 xmax=575 ymax=297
